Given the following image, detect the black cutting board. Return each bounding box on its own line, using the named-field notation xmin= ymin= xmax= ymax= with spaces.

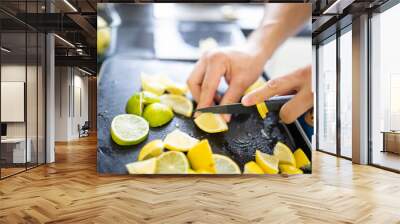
xmin=97 ymin=57 xmax=303 ymax=174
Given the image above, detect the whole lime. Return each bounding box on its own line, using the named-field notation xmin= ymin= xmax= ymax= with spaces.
xmin=142 ymin=103 xmax=174 ymax=127
xmin=126 ymin=92 xmax=143 ymax=116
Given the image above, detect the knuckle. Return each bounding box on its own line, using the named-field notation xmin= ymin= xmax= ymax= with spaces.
xmin=280 ymin=106 xmax=294 ymax=124
xmin=207 ymin=50 xmax=225 ymax=62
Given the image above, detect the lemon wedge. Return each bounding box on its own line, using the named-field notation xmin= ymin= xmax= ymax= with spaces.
xmin=196 ymin=169 xmax=214 ymax=174
xmin=293 ymin=148 xmax=311 ymax=169
xmin=273 ymin=142 xmax=296 ymax=166
xmin=138 ymin=139 xmax=164 ymax=161
xmin=165 ymin=82 xmax=188 ymax=95
xmin=187 ymin=139 xmax=216 ymax=173
xmin=141 ymin=73 xmax=166 ymax=95
xmin=213 ymin=154 xmax=241 ymax=174
xmin=160 ymin=94 xmax=193 ymax=117
xmin=194 ymin=113 xmax=228 ymax=133
xmin=244 ymin=78 xmax=266 ymax=94
xmin=188 ymin=168 xmax=197 ymax=174
xmin=156 ymin=151 xmax=190 ymax=174
xmin=243 ymin=161 xmax=264 ymax=174
xmin=256 ymin=102 xmax=269 ymax=119
xmin=279 ymin=164 xmax=303 ymax=175
xmin=163 ymin=129 xmax=199 ymax=152
xmin=126 ymin=157 xmax=157 ymax=174
xmin=255 ymin=150 xmax=279 ymax=174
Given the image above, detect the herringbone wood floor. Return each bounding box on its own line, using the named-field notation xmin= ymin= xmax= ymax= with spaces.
xmin=1 ymin=134 xmax=400 ymax=224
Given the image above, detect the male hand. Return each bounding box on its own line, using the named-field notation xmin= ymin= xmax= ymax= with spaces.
xmin=241 ymin=65 xmax=313 ymax=124
xmin=187 ymin=47 xmax=265 ymax=122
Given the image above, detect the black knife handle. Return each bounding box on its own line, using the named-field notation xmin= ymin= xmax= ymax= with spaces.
xmin=265 ymin=95 xmax=293 ymax=111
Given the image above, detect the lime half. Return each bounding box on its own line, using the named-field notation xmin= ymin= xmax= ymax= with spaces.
xmin=126 ymin=92 xmax=144 ymax=116
xmin=111 ymin=114 xmax=149 ymax=146
xmin=142 ymin=103 xmax=174 ymax=127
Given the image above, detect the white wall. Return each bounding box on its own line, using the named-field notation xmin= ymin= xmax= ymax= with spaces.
xmin=54 ymin=67 xmax=89 ymax=141
xmin=265 ymin=37 xmax=312 ymax=79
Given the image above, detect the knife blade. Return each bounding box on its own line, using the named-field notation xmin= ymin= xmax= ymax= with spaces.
xmin=195 ymin=95 xmax=293 ymax=114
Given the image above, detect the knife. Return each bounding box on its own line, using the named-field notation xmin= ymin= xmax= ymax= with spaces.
xmin=195 ymin=95 xmax=293 ymax=114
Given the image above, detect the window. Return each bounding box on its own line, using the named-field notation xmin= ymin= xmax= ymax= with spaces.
xmin=339 ymin=29 xmax=352 ymax=158
xmin=317 ymin=37 xmax=337 ymax=154
xmin=370 ymin=2 xmax=400 ymax=171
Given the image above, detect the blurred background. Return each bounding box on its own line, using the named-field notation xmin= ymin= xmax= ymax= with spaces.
xmin=98 ymin=3 xmax=311 ymax=80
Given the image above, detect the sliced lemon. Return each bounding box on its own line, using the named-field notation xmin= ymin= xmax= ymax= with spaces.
xmin=138 ymin=139 xmax=164 ymax=161
xmin=256 ymin=102 xmax=269 ymax=119
xmin=141 ymin=73 xmax=166 ymax=95
xmin=159 ymin=94 xmax=193 ymax=117
xmin=273 ymin=141 xmax=296 ymax=166
xmin=156 ymin=151 xmax=189 ymax=174
xmin=163 ymin=129 xmax=199 ymax=152
xmin=279 ymin=164 xmax=303 ymax=175
xmin=196 ymin=169 xmax=214 ymax=174
xmin=165 ymin=82 xmax=188 ymax=95
xmin=213 ymin=154 xmax=241 ymax=174
xmin=187 ymin=139 xmax=216 ymax=173
xmin=244 ymin=78 xmax=266 ymax=94
xmin=188 ymin=168 xmax=197 ymax=174
xmin=126 ymin=157 xmax=157 ymax=174
xmin=111 ymin=114 xmax=149 ymax=146
xmin=243 ymin=161 xmax=264 ymax=174
xmin=194 ymin=113 xmax=228 ymax=133
xmin=293 ymin=148 xmax=311 ymax=169
xmin=255 ymin=150 xmax=279 ymax=174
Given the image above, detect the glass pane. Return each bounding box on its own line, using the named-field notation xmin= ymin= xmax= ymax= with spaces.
xmin=371 ymin=4 xmax=400 ymax=171
xmin=38 ymin=33 xmax=45 ymax=165
xmin=317 ymin=38 xmax=337 ymax=154
xmin=340 ymin=30 xmax=352 ymax=158
xmin=1 ymin=29 xmax=27 ymax=177
xmin=27 ymin=31 xmax=38 ymax=169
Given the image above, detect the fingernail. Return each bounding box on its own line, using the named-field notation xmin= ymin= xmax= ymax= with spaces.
xmin=267 ymin=79 xmax=277 ymax=89
xmin=223 ymin=114 xmax=231 ymax=123
xmin=241 ymin=96 xmax=251 ymax=106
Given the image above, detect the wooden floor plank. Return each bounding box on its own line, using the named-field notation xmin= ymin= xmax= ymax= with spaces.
xmin=0 ymin=134 xmax=400 ymax=223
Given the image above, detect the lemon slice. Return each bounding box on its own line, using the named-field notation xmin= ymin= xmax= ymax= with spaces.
xmin=255 ymin=150 xmax=279 ymax=174
xmin=111 ymin=114 xmax=149 ymax=146
xmin=279 ymin=164 xmax=303 ymax=175
xmin=273 ymin=142 xmax=296 ymax=166
xmin=141 ymin=73 xmax=166 ymax=95
xmin=163 ymin=129 xmax=199 ymax=152
xmin=126 ymin=157 xmax=157 ymax=174
xmin=138 ymin=139 xmax=164 ymax=161
xmin=187 ymin=139 xmax=216 ymax=173
xmin=156 ymin=151 xmax=189 ymax=174
xmin=194 ymin=113 xmax=228 ymax=133
xmin=293 ymin=148 xmax=311 ymax=169
xmin=213 ymin=154 xmax=241 ymax=174
xmin=160 ymin=94 xmax=193 ymax=117
xmin=243 ymin=161 xmax=264 ymax=174
xmin=256 ymin=102 xmax=269 ymax=119
xmin=244 ymin=78 xmax=266 ymax=94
